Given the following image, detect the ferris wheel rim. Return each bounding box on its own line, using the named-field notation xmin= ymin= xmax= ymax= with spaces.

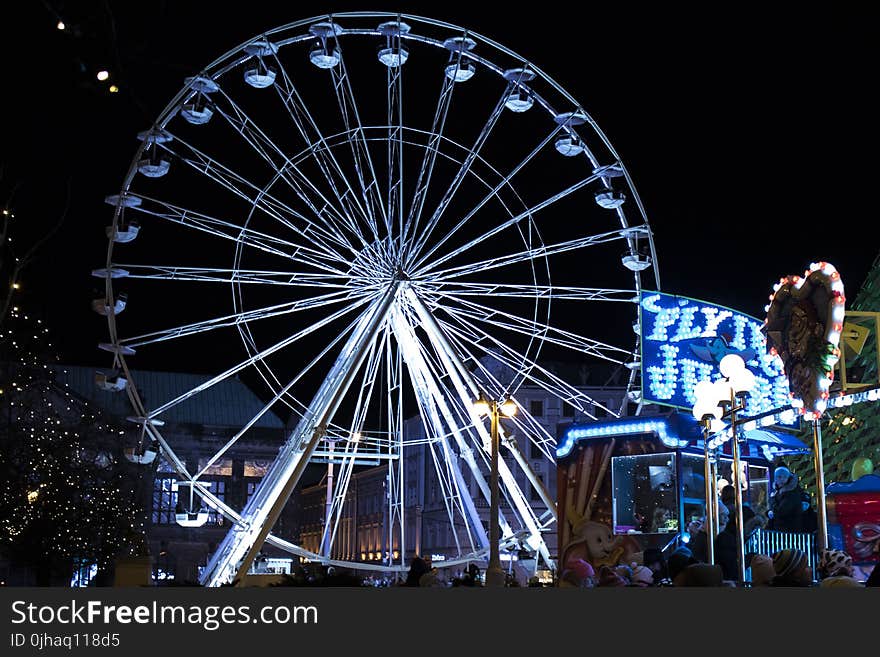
xmin=98 ymin=11 xmax=661 ymax=583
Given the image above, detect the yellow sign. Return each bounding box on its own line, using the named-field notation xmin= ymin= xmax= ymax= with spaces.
xmin=842 ymin=321 xmax=870 ymax=356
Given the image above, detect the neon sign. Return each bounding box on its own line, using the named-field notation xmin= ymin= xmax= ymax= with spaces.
xmin=639 ymin=291 xmax=791 ymax=416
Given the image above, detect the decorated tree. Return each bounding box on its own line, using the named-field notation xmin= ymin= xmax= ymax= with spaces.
xmin=0 ymin=308 xmax=147 ymax=585
xmin=786 ymin=251 xmax=880 ymax=496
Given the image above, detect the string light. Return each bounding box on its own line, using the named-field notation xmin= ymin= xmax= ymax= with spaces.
xmin=0 ymin=311 xmax=146 ymax=577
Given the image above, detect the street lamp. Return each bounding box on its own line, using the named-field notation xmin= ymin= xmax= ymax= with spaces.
xmin=692 ymin=354 xmax=755 ymax=584
xmin=473 ymin=390 xmax=517 ymax=587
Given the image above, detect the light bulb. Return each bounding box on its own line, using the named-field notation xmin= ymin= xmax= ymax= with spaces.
xmin=712 ymin=379 xmax=734 ymax=405
xmin=499 ymin=397 xmax=518 ymax=417
xmin=731 ymin=369 xmax=756 ymax=394
xmin=719 ymin=354 xmax=745 ymax=378
xmin=472 ymin=392 xmax=490 ymax=416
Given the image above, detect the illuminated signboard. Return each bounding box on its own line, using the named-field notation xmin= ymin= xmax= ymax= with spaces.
xmin=639 ymin=291 xmax=791 ymax=417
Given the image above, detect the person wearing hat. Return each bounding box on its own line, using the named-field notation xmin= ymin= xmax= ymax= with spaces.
xmin=767 ymin=466 xmax=806 ymax=532
xmin=667 ymin=546 xmax=698 ymax=581
xmin=770 ymin=548 xmax=813 ymax=586
xmin=672 ymin=563 xmax=724 ymax=586
xmin=630 ymin=563 xmax=654 ymax=587
xmin=559 ymin=558 xmax=595 ymax=588
xmin=817 ymin=549 xmax=862 ymax=587
xmin=596 ymin=564 xmax=628 ymax=587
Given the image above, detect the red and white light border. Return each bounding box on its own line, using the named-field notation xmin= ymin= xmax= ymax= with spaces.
xmin=763 ymin=261 xmax=845 ymax=420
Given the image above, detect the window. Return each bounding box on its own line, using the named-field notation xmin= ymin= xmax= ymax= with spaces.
xmin=152 ymin=477 xmax=178 ymax=524
xmin=197 ymin=457 xmax=233 ymax=477
xmin=244 ymin=460 xmax=270 ymax=478
xmin=246 ymin=480 xmax=260 ymax=505
xmin=529 ymin=399 xmax=544 ymax=417
xmin=531 ymin=474 xmax=545 ymax=502
xmin=203 ymin=480 xmax=226 ymax=525
xmin=562 ymin=401 xmax=575 ymax=417
xmin=529 ymin=440 xmax=545 ymax=460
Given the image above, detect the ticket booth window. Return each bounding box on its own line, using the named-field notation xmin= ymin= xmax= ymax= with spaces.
xmin=612 ymin=453 xmax=679 ymax=535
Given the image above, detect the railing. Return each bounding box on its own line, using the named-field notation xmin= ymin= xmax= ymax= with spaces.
xmin=745 ymin=528 xmax=818 ymax=581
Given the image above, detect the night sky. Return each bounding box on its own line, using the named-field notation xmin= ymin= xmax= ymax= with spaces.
xmin=3 ymin=2 xmax=876 ymax=370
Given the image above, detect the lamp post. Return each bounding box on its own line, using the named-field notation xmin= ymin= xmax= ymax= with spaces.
xmin=692 ymin=355 xmax=756 ymax=584
xmin=692 ymin=380 xmax=723 ymax=565
xmin=473 ymin=391 xmax=517 ymax=588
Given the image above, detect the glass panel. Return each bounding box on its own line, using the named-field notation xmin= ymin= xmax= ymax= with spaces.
xmin=681 ymin=454 xmax=708 ymax=528
xmin=611 ymin=452 xmax=679 ymax=535
xmin=748 ymin=464 xmax=770 ymax=518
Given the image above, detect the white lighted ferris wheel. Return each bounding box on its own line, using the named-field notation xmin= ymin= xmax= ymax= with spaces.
xmin=94 ymin=12 xmax=660 ymax=586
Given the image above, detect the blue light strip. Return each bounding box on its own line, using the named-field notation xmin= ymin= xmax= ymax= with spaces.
xmin=556 ymin=418 xmax=689 ymax=458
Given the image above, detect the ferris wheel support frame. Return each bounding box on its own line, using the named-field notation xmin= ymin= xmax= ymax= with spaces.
xmin=201 ymin=282 xmax=400 ymax=587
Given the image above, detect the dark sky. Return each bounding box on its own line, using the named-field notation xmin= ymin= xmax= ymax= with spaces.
xmin=3 ymin=2 xmax=877 ymax=370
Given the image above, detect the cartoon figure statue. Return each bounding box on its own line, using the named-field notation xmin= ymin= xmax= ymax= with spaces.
xmin=563 ymin=504 xmax=637 ymax=568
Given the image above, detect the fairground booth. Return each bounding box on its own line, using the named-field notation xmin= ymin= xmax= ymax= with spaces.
xmin=557 ymin=271 xmax=880 ymax=581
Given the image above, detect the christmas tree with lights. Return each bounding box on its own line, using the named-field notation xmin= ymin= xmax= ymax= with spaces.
xmin=0 ymin=308 xmax=147 ymax=585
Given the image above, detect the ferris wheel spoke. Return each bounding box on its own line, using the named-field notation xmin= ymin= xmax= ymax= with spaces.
xmin=329 ymin=41 xmax=391 ymax=243
xmin=400 ymin=74 xmax=456 ymax=263
xmin=208 ymin=91 xmax=368 ymax=250
xmin=120 ymin=288 xmax=368 ymax=349
xmin=127 ymin=194 xmax=349 ymax=276
xmin=420 ymin=282 xmax=638 ymax=302
xmin=410 ymin=123 xmax=564 ymax=273
xmin=437 ymin=316 xmax=620 ymax=421
xmin=405 ymin=91 xmax=510 ymax=267
xmin=435 ymin=293 xmax=631 ymax=362
xmin=415 ymin=173 xmax=605 ymax=277
xmin=160 ymin=134 xmax=356 ymax=259
xmin=146 ymin=296 xmax=373 ymax=419
xmin=424 ymin=225 xmax=638 ymax=282
xmin=269 ymin=49 xmax=375 ymax=236
xmin=386 ymin=35 xmax=405 ymax=258
xmin=113 ymin=264 xmax=351 ymax=288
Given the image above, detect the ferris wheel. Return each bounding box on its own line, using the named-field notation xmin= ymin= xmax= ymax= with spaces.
xmin=95 ymin=12 xmax=660 ymax=586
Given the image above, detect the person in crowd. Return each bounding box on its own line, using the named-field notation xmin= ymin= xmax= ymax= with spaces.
xmin=672 ymin=563 xmax=724 ymax=586
xmin=817 ymin=549 xmax=863 ymax=587
xmin=568 ymin=558 xmax=595 ymax=587
xmin=667 ymin=545 xmax=698 ymax=582
xmin=770 ymin=548 xmax=813 ymax=586
xmin=689 ymin=501 xmax=730 ymax=564
xmin=630 ymin=563 xmax=654 ymax=587
xmin=650 ymin=506 xmax=673 ymax=532
xmin=596 ymin=564 xmax=628 ymax=586
xmin=721 ymin=484 xmax=761 ymax=532
xmin=642 ymin=547 xmax=670 ymax=585
xmin=748 ymin=553 xmax=775 ymax=586
xmin=767 ymin=467 xmax=806 ymax=532
xmin=405 ymin=555 xmax=429 ymax=587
